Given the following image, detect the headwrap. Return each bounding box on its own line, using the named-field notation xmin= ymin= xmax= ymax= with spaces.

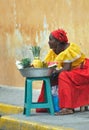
xmin=51 ymin=29 xmax=68 ymax=43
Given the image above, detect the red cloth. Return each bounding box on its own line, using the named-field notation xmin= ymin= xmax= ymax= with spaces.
xmin=36 ymin=58 xmax=89 ymax=112
xmin=36 ymin=84 xmax=48 ymax=113
xmin=59 ymin=58 xmax=89 ymax=108
xmin=51 ymin=29 xmax=68 ymax=43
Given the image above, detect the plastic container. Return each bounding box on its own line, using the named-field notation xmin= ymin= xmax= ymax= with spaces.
xmin=52 ymin=95 xmax=61 ymax=112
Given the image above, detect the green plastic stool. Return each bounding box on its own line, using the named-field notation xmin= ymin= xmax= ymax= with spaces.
xmin=23 ymin=77 xmax=54 ymax=116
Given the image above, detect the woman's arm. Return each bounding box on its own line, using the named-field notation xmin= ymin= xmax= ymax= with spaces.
xmin=55 ymin=62 xmax=72 ymax=73
xmin=50 ymin=62 xmax=72 ymax=80
xmin=61 ymin=62 xmax=72 ymax=71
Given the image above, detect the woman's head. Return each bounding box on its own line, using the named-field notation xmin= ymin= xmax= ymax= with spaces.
xmin=48 ymin=29 xmax=69 ymax=54
xmin=51 ymin=29 xmax=68 ymax=43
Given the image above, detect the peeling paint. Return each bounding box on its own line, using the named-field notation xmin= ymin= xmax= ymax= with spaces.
xmin=0 ymin=0 xmax=89 ymax=86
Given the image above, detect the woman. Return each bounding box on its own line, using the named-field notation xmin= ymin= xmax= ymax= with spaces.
xmin=36 ymin=29 xmax=89 ymax=115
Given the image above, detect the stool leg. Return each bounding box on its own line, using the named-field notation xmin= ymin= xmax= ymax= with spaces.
xmin=26 ymin=79 xmax=32 ymax=116
xmin=45 ymin=78 xmax=54 ymax=115
xmin=80 ymin=106 xmax=89 ymax=112
xmin=85 ymin=106 xmax=88 ymax=111
xmin=23 ymin=79 xmax=27 ymax=114
xmin=80 ymin=106 xmax=85 ymax=112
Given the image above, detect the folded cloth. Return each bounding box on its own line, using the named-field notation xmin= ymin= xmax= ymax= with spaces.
xmin=48 ymin=62 xmax=58 ymax=68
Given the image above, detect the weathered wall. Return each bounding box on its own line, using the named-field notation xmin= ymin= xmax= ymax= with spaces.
xmin=0 ymin=0 xmax=89 ymax=87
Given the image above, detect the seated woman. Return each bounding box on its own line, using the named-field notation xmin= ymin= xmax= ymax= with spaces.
xmin=36 ymin=29 xmax=89 ymax=115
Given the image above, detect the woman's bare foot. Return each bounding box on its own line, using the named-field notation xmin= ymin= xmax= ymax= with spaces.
xmin=55 ymin=108 xmax=74 ymax=115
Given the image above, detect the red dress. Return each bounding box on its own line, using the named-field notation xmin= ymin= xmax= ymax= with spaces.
xmin=36 ymin=58 xmax=89 ymax=112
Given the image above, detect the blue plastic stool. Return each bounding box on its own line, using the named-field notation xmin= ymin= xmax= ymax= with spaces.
xmin=23 ymin=77 xmax=54 ymax=116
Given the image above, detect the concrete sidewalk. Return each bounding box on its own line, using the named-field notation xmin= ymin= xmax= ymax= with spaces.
xmin=0 ymin=86 xmax=89 ymax=130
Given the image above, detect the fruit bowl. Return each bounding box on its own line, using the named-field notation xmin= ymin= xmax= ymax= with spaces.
xmin=19 ymin=67 xmax=54 ymax=78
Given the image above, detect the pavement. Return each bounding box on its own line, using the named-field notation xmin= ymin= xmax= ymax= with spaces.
xmin=0 ymin=85 xmax=89 ymax=130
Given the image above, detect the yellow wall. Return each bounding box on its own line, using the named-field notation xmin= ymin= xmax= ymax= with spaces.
xmin=0 ymin=0 xmax=89 ymax=87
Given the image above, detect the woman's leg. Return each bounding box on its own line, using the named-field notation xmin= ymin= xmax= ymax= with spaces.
xmin=54 ymin=71 xmax=74 ymax=115
xmin=58 ymin=72 xmax=73 ymax=109
xmin=56 ymin=67 xmax=89 ymax=115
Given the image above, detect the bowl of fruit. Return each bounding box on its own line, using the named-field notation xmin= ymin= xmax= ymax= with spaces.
xmin=17 ymin=46 xmax=56 ymax=78
xmin=19 ymin=67 xmax=54 ymax=78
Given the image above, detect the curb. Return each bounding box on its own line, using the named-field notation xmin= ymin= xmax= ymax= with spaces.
xmin=0 ymin=103 xmax=74 ymax=130
xmin=0 ymin=116 xmax=73 ymax=130
xmin=0 ymin=103 xmax=23 ymax=115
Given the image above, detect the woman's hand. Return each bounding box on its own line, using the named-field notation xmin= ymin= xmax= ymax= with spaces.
xmin=50 ymin=62 xmax=72 ymax=80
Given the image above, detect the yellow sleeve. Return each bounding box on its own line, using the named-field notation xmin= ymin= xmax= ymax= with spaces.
xmin=55 ymin=43 xmax=86 ymax=68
